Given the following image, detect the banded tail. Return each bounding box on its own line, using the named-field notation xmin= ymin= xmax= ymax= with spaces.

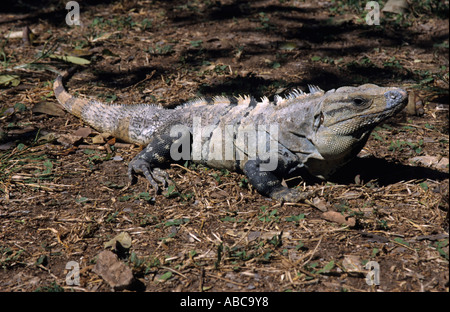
xmin=53 ymin=73 xmax=89 ymax=119
xmin=53 ymin=72 xmax=163 ymax=145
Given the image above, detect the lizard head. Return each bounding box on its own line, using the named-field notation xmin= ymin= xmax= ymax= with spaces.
xmin=305 ymin=84 xmax=407 ymax=178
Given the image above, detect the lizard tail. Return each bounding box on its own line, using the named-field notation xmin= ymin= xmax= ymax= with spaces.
xmin=53 ymin=69 xmax=90 ymax=118
xmin=52 ymin=69 xmax=148 ymax=144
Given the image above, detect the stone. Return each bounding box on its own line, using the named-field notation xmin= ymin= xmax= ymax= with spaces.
xmin=93 ymin=250 xmax=134 ymax=291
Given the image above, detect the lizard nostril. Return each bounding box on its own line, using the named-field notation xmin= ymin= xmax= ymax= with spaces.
xmin=385 ymin=89 xmax=406 ymax=109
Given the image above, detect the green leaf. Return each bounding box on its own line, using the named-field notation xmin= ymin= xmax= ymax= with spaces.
xmin=371 ymin=248 xmax=379 ymax=258
xmin=271 ymin=62 xmax=281 ymax=69
xmin=43 ymin=159 xmax=53 ymax=174
xmin=0 ymin=75 xmax=20 ymax=87
xmin=35 ymin=254 xmax=48 ymax=266
xmin=138 ymin=192 xmax=153 ymax=202
xmin=190 ymin=40 xmax=203 ymax=47
xmin=157 ymin=271 xmax=173 ymax=282
xmin=295 ymin=242 xmax=304 ymax=250
xmin=50 ymin=54 xmax=91 ymax=65
xmin=279 ymin=42 xmax=297 ymax=51
xmin=317 ymin=260 xmax=335 ymax=274
xmin=17 ymin=143 xmax=26 ymax=151
xmin=14 ymin=102 xmax=27 ymax=112
xmin=434 ymin=240 xmax=449 ymax=260
xmin=164 ymin=184 xmax=180 ymax=198
xmin=419 ymin=182 xmax=429 ymax=191
xmin=311 ymin=56 xmax=321 ymax=61
xmin=285 ymin=214 xmax=305 ymax=222
xmin=118 ymin=194 xmax=133 ymax=202
xmin=75 ymin=196 xmax=89 ymax=203
xmin=164 ymin=218 xmax=189 ymax=227
xmin=394 ymin=237 xmax=410 ymax=247
xmin=371 ymin=132 xmax=384 ymax=142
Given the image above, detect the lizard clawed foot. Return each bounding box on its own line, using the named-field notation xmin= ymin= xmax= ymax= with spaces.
xmin=128 ymin=158 xmax=172 ymax=194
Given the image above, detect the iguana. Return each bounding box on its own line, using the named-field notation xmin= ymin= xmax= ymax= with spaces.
xmin=53 ymin=71 xmax=407 ymax=202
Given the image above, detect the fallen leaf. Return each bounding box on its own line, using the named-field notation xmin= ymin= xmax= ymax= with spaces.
xmin=337 ymin=191 xmax=361 ymax=199
xmin=90 ymin=31 xmax=121 ymax=42
xmin=32 ymin=102 xmax=65 ymax=116
xmin=5 ymin=30 xmax=24 ymax=39
xmin=0 ymin=75 xmax=20 ymax=87
xmin=104 ymin=232 xmax=132 ymax=251
xmin=279 ymin=42 xmax=297 ymax=51
xmin=92 ymin=134 xmax=105 ymax=144
xmin=410 ymin=155 xmax=449 ymax=170
xmin=57 ymin=133 xmax=83 ymax=146
xmin=37 ymin=132 xmax=57 ymax=143
xmin=0 ymin=107 xmax=15 ymax=117
xmin=73 ymin=127 xmax=92 ymax=138
xmin=50 ymin=54 xmax=91 ymax=65
xmin=342 ymin=255 xmax=364 ymax=273
xmin=322 ymin=211 xmax=356 ymax=227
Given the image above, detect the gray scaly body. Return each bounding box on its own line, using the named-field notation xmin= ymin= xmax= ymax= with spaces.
xmin=54 ymin=72 xmax=407 ymax=202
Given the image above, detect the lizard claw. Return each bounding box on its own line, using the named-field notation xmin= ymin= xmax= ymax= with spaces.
xmin=128 ymin=158 xmax=171 ymax=194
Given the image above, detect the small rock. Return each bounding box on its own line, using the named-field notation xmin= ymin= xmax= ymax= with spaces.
xmin=311 ymin=197 xmax=328 ymax=212
xmin=382 ymin=0 xmax=408 ymax=13
xmin=93 ymin=250 xmax=134 ymax=291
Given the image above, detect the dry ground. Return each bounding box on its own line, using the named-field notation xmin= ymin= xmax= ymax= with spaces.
xmin=0 ymin=0 xmax=448 ymax=293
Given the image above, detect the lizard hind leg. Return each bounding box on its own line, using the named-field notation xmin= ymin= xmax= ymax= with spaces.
xmin=243 ymin=159 xmax=313 ymax=203
xmin=127 ymin=134 xmax=176 ymax=194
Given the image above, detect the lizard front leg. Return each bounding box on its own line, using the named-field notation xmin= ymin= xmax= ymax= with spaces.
xmin=243 ymin=159 xmax=312 ymax=203
xmin=128 ymin=133 xmax=178 ymax=193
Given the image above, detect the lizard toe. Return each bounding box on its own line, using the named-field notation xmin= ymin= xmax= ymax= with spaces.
xmin=128 ymin=159 xmax=167 ymax=193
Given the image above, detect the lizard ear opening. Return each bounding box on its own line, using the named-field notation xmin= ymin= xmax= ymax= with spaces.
xmin=314 ymin=111 xmax=324 ymax=130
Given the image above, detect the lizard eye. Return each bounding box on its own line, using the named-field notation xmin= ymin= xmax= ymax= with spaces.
xmin=352 ymin=97 xmax=366 ymax=106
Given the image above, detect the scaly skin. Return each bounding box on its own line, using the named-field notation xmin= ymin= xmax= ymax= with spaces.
xmin=54 ymin=72 xmax=407 ymax=202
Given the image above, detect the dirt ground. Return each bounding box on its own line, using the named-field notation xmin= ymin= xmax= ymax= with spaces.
xmin=0 ymin=0 xmax=448 ymax=293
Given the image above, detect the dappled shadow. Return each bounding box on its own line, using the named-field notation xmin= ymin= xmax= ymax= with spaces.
xmin=197 ymin=73 xmax=278 ymax=98
xmin=286 ymin=157 xmax=449 ymax=188
xmin=0 ymin=0 xmax=118 ymax=26
xmin=2 ymin=0 xmax=447 ymax=90
xmin=93 ymin=66 xmax=162 ymax=89
xmin=330 ymin=157 xmax=448 ymax=186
